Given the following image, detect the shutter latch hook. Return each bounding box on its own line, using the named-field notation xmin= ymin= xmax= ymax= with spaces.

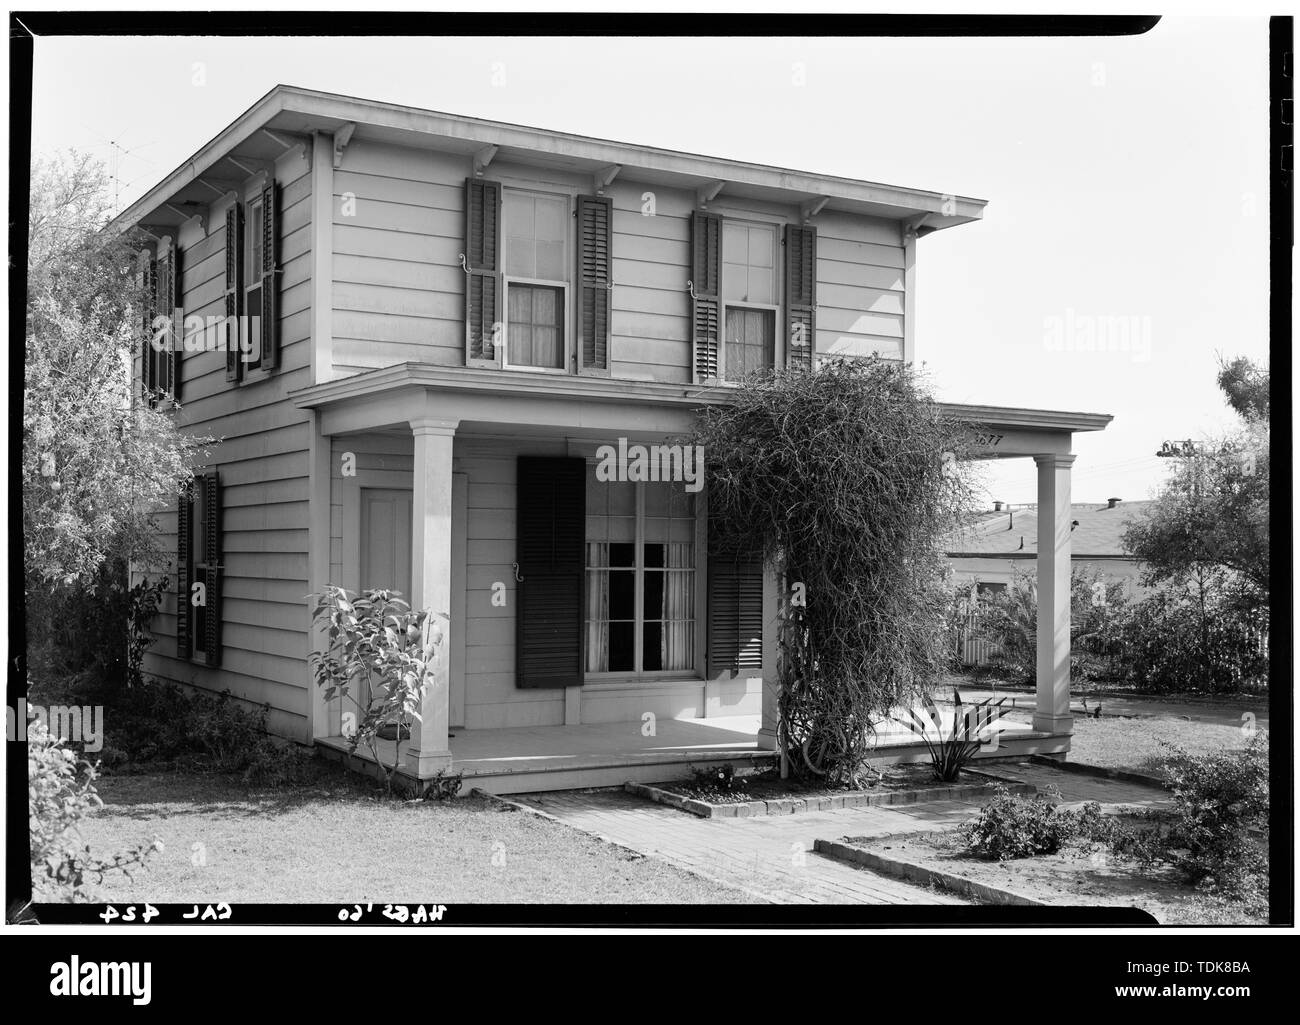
xmin=512 ymin=562 xmax=524 ymax=583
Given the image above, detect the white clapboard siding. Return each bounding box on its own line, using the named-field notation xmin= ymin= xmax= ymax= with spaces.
xmin=138 ymin=147 xmax=314 ymax=742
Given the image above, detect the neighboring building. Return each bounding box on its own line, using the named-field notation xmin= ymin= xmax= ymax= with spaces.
xmin=947 ymin=498 xmax=1152 ymax=597
xmin=114 ymin=86 xmax=1111 ymax=791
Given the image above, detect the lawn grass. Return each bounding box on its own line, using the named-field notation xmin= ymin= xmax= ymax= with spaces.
xmin=73 ymin=763 xmax=757 ymax=904
xmin=1061 ymin=715 xmax=1263 ymax=775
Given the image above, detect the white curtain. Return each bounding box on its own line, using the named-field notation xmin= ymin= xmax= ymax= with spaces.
xmin=585 ymin=543 xmax=610 ymax=672
xmin=660 ymin=542 xmax=694 ymax=670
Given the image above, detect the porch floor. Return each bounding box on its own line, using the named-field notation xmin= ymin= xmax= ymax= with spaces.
xmin=316 ymin=708 xmax=1067 ymax=795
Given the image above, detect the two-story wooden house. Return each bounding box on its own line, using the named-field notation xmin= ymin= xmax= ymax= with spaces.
xmin=114 ymin=86 xmax=1110 ymax=792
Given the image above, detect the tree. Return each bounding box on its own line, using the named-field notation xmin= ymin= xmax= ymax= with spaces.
xmin=1122 ymin=357 xmax=1269 ymax=606
xmin=692 ymin=358 xmax=976 ymax=784
xmin=24 ymin=152 xmax=209 ymax=586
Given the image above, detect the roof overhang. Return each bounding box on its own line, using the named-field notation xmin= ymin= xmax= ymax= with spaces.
xmin=108 ymin=85 xmax=988 ymax=238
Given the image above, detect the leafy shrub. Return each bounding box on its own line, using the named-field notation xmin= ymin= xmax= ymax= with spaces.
xmin=962 ymin=784 xmax=1101 ymax=860
xmin=26 ymin=557 xmax=167 ymax=695
xmin=967 ymin=567 xmax=1129 ymax=685
xmin=29 ymin=722 xmax=159 ymax=901
xmin=1116 ymin=584 xmax=1268 ymax=694
xmin=103 ymin=681 xmax=315 ymax=786
xmin=1107 ymin=740 xmax=1268 ymax=904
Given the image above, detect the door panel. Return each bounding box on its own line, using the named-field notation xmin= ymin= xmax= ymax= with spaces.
xmin=360 ymin=489 xmax=412 ymax=600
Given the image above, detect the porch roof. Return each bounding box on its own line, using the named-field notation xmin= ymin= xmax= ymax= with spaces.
xmin=290 ymin=361 xmax=1113 ymax=449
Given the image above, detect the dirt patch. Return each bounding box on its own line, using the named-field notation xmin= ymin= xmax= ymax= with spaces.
xmin=838 ymin=829 xmax=1265 ymax=925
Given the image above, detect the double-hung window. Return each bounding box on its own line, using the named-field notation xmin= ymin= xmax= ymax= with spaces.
xmin=503 ymin=189 xmax=569 ymax=371
xmin=585 ymin=468 xmax=699 ymax=676
xmin=721 ymin=220 xmax=778 ymax=382
xmin=243 ymin=192 xmax=265 ymax=367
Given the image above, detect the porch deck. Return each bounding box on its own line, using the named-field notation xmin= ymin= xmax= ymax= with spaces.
xmin=315 ymin=708 xmax=1070 ymax=795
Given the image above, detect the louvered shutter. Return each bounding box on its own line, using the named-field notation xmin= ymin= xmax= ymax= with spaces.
xmin=690 ymin=211 xmax=722 ymax=383
xmin=225 ymin=203 xmax=244 ymax=382
xmin=137 ymin=249 xmax=157 ymax=400
xmin=706 ymin=524 xmax=764 ymax=676
xmin=202 ymin=472 xmax=223 ymax=667
xmin=577 ymin=194 xmax=613 ymax=376
xmin=515 ymin=457 xmax=585 ymax=688
xmin=463 ymin=178 xmax=502 ymax=368
xmin=784 ymin=224 xmax=816 ymax=372
xmin=258 ymin=180 xmax=279 ymax=371
xmin=176 ymin=482 xmax=193 ymax=660
xmin=153 ymin=238 xmax=177 ymax=402
xmin=169 ymin=240 xmax=183 ymax=401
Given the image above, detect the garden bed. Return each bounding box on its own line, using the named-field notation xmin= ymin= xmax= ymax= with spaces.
xmin=817 ymin=828 xmax=1266 ymax=925
xmin=627 ymin=764 xmax=1035 ymax=818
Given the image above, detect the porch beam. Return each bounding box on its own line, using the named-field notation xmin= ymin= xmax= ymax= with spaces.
xmin=1033 ymin=452 xmax=1076 ymax=736
xmin=406 ymin=416 xmax=460 ymax=778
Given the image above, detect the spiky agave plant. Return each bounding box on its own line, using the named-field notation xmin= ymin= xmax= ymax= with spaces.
xmin=892 ymin=688 xmax=1011 ymax=782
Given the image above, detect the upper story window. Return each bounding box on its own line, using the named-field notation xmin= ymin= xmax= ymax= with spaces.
xmin=721 ymin=220 xmax=777 ymax=382
xmin=243 ymin=193 xmax=265 ymax=366
xmin=503 ymin=190 xmax=569 ymax=371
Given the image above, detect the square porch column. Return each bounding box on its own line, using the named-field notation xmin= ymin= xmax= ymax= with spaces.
xmin=757 ymin=559 xmax=780 ymax=751
xmin=407 ymin=416 xmax=459 ymax=778
xmin=1033 ymin=453 xmax=1076 ymax=735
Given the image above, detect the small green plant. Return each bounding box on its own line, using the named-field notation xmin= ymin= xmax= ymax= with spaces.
xmin=962 ymin=784 xmax=1094 ymax=860
xmin=891 ymin=688 xmax=1010 ymax=782
xmin=689 ymin=763 xmax=747 ymax=793
xmin=1105 ymin=739 xmax=1268 ymax=906
xmin=309 ymin=585 xmax=448 ymax=797
xmin=29 ymin=721 xmax=160 ymax=901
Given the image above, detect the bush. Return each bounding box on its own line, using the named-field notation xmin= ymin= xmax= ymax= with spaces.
xmin=962 ymin=784 xmax=1102 ymax=860
xmin=29 ymin=722 xmax=159 ymax=901
xmin=102 ymin=681 xmax=315 ymax=787
xmin=26 ymin=557 xmax=167 ymax=695
xmin=1108 ymin=740 xmax=1269 ymax=905
xmin=1117 ymin=584 xmax=1268 ymax=694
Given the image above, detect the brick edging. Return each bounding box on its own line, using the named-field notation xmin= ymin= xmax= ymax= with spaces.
xmin=625 ymin=777 xmax=1035 ymax=819
xmin=813 ymin=838 xmax=1049 ymax=906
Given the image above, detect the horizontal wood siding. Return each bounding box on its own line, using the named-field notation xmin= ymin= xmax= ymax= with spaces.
xmin=814 ymin=212 xmax=906 ymax=360
xmin=136 ymin=146 xmax=313 ymax=741
xmin=329 ymin=138 xmax=909 ymax=385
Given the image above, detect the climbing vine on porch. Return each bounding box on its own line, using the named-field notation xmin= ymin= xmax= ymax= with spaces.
xmin=692 ymin=357 xmax=977 ymax=786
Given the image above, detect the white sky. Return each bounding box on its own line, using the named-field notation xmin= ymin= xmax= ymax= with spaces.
xmin=28 ymin=17 xmax=1272 ymax=504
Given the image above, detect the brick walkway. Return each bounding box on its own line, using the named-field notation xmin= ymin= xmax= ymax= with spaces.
xmin=505 ymin=763 xmax=1169 ymax=905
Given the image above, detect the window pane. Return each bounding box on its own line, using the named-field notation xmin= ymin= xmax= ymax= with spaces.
xmin=608 ymin=569 xmax=635 ymax=619
xmin=536 ymin=241 xmax=564 ymax=282
xmin=610 ymin=542 xmax=635 ymax=568
xmin=535 ymin=197 xmax=565 ymax=242
xmin=608 ymin=622 xmax=634 ymax=672
xmin=506 ymin=237 xmax=534 ymax=278
xmin=749 ymin=226 xmax=773 ymax=266
xmin=508 ymin=284 xmax=564 ymax=368
xmin=642 ymin=622 xmax=663 ymax=671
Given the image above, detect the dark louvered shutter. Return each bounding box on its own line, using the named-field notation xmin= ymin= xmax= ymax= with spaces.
xmin=154 ymin=238 xmax=177 ymax=401
xmin=690 ymin=211 xmax=722 ymax=383
xmin=258 ymin=180 xmax=279 ymax=371
xmin=707 ymin=526 xmax=764 ymax=676
xmin=464 ymin=178 xmax=502 ymax=368
xmin=784 ymin=224 xmax=816 ymax=372
xmin=202 ymin=472 xmax=223 ymax=667
xmin=515 ymin=457 xmax=585 ymax=688
xmin=138 ymin=249 xmax=157 ymax=400
xmin=225 ymin=203 xmax=244 ymax=382
xmin=169 ymin=241 xmax=183 ymax=401
xmin=176 ymin=482 xmax=193 ymax=660
xmin=576 ymin=194 xmax=612 ymax=376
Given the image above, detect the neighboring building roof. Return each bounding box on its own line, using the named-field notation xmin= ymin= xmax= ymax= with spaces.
xmin=945 ymin=500 xmax=1153 ymax=559
xmin=108 ymin=85 xmax=988 ymax=239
